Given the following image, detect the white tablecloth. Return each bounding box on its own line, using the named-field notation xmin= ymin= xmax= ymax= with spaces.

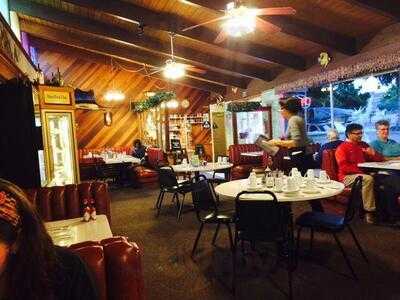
xmin=171 ymin=162 xmax=233 ymax=173
xmin=103 ymin=155 xmax=141 ymax=164
xmin=45 ymin=215 xmax=113 ymax=246
xmin=358 ymin=160 xmax=400 ymax=171
xmin=215 ymin=179 xmax=344 ymax=203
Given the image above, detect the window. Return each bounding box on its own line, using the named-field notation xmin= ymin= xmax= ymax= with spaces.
xmin=303 ymin=70 xmax=400 ymax=144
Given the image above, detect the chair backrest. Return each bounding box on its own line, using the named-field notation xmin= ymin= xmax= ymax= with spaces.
xmin=344 ymin=175 xmax=363 ymax=223
xmin=25 ymin=181 xmax=111 ymax=223
xmin=321 ymin=148 xmax=339 ymax=181
xmin=234 ymin=191 xmax=291 ymax=242
xmin=228 ymin=144 xmax=263 ymax=165
xmin=70 ymin=236 xmax=145 ymax=300
xmin=147 ymin=148 xmax=165 ymax=169
xmin=158 ymin=166 xmax=179 ymax=189
xmin=190 ymin=176 xmax=218 ymax=220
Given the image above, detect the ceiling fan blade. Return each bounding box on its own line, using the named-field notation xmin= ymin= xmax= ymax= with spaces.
xmin=256 ymin=7 xmax=296 ymax=16
xmin=256 ymin=17 xmax=281 ymax=34
xmin=214 ymin=29 xmax=228 ymax=44
xmin=181 ymin=16 xmax=229 ymax=32
xmin=186 ymin=65 xmax=207 ymax=74
xmin=145 ymin=69 xmax=162 ymax=77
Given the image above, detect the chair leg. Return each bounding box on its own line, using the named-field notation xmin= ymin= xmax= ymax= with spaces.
xmin=212 ymin=223 xmax=220 ymax=246
xmin=332 ymin=233 xmax=357 ymax=280
xmin=156 ymin=192 xmax=165 ymax=217
xmin=177 ymin=194 xmax=185 ymax=221
xmin=191 ymin=223 xmax=204 ymax=258
xmin=232 ymin=229 xmax=238 ymax=294
xmin=155 ymin=191 xmax=163 ymax=209
xmin=226 ymin=224 xmax=234 ymax=252
xmin=347 ymin=225 xmax=369 ymax=264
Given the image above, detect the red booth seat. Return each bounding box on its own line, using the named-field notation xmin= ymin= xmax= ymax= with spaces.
xmin=228 ymin=144 xmax=268 ymax=180
xmin=25 ymin=181 xmax=111 ymax=224
xmin=70 ymin=236 xmax=145 ymax=300
xmin=132 ymin=148 xmax=166 ymax=186
xmin=321 ymin=149 xmax=351 ymax=215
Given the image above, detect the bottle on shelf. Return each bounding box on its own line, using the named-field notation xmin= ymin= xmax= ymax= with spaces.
xmin=37 ymin=64 xmax=45 ymax=84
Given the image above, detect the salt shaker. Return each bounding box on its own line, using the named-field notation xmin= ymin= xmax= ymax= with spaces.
xmin=90 ymin=207 xmax=97 ymax=220
xmin=83 ymin=207 xmax=91 ymax=222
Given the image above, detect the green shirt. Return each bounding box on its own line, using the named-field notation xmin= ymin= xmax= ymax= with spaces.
xmin=370 ymin=138 xmax=400 ymax=157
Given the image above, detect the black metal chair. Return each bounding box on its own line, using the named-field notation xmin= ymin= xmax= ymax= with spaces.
xmin=209 ymin=155 xmax=231 ymax=186
xmin=233 ymin=191 xmax=295 ymax=299
xmin=190 ymin=175 xmax=234 ymax=258
xmin=155 ymin=166 xmax=191 ymax=220
xmin=295 ymin=175 xmax=368 ymax=279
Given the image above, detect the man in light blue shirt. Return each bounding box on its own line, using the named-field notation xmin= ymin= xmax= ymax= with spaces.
xmin=370 ymin=120 xmax=400 ymax=159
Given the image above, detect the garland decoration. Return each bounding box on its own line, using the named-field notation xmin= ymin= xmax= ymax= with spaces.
xmin=227 ymin=101 xmax=261 ymax=112
xmin=132 ymin=91 xmax=176 ymax=112
xmin=275 ymin=41 xmax=400 ymax=93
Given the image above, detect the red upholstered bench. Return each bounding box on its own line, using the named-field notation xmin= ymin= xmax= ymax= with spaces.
xmin=132 ymin=147 xmax=166 ymax=186
xmin=228 ymin=144 xmax=269 ymax=180
xmin=321 ymin=149 xmax=351 ymax=215
xmin=70 ymin=237 xmax=145 ymax=300
xmin=25 ymin=181 xmax=111 ymax=224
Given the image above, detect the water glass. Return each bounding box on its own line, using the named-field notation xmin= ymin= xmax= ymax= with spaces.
xmin=306 ymin=169 xmax=315 ymax=179
xmin=286 ymin=177 xmax=298 ymax=191
xmin=217 ymin=156 xmax=222 ymax=164
xmin=182 ymin=158 xmax=188 ymax=165
xmin=319 ymin=170 xmax=330 ymax=181
xmin=265 ymin=176 xmax=274 ymax=188
xmin=222 ymin=157 xmax=228 ymax=164
xmin=274 ymin=177 xmax=283 ymax=192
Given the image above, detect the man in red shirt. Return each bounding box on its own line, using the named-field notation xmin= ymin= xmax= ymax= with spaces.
xmin=335 ymin=123 xmax=384 ymax=224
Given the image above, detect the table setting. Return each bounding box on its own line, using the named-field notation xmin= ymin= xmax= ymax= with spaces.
xmin=215 ymin=167 xmax=344 ymax=202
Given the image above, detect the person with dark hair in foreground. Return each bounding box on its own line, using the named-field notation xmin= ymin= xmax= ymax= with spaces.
xmin=0 ymin=178 xmax=98 ymax=300
xmin=335 ymin=123 xmax=384 ymax=224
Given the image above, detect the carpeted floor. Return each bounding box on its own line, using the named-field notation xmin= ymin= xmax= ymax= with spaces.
xmin=110 ymin=186 xmax=400 ymax=300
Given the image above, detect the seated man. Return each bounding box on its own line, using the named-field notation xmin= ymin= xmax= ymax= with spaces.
xmin=315 ymin=128 xmax=343 ymax=167
xmin=370 ymin=120 xmax=400 ymax=160
xmin=335 ymin=123 xmax=384 ymax=224
xmin=370 ymin=120 xmax=400 ymax=222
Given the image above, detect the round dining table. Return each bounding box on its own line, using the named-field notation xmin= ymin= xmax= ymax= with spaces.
xmin=214 ymin=178 xmax=345 ymax=203
xmin=171 ymin=162 xmax=233 ymax=178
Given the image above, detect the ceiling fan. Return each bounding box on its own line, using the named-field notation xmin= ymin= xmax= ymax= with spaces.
xmin=148 ymin=33 xmax=206 ymax=80
xmin=181 ymin=1 xmax=296 ymax=43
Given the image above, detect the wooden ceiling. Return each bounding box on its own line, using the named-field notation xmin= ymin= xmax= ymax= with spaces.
xmin=10 ymin=0 xmax=397 ymax=93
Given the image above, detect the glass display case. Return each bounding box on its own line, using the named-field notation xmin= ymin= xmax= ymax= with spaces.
xmin=41 ymin=111 xmax=78 ymax=186
xmin=36 ymin=85 xmax=79 ymax=186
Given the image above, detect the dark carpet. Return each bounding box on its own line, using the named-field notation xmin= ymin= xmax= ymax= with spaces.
xmin=110 ymin=187 xmax=400 ymax=300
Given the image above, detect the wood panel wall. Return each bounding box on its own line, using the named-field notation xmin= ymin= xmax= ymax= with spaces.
xmin=37 ymin=49 xmax=212 ymax=149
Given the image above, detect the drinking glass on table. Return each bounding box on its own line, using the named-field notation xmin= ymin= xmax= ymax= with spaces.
xmin=265 ymin=174 xmax=274 ymax=188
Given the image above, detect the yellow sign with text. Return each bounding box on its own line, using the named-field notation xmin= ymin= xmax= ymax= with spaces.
xmin=43 ymin=90 xmax=71 ymax=105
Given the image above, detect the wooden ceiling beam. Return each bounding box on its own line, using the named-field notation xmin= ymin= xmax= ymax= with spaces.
xmin=10 ymin=0 xmax=271 ymax=81
xmin=345 ymin=0 xmax=400 ymax=20
xmin=61 ymin=0 xmax=306 ymax=70
xmin=187 ymin=0 xmax=358 ymax=55
xmin=20 ymin=20 xmax=226 ymax=94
